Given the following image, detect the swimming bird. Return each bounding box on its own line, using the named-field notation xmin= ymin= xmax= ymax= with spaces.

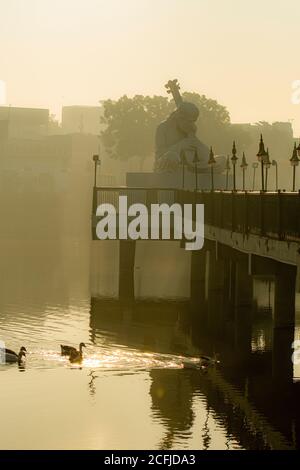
xmin=60 ymin=342 xmax=86 ymax=357
xmin=69 ymin=346 xmax=85 ymax=364
xmin=198 ymin=354 xmax=220 ymax=368
xmin=2 ymin=346 xmax=27 ymax=364
xmin=182 ymin=354 xmax=220 ymax=370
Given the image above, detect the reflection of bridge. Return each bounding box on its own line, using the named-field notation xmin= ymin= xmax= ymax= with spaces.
xmin=89 ymin=298 xmax=297 ymax=449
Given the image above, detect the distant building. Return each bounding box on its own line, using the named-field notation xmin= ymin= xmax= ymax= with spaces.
xmin=0 ymin=106 xmax=49 ymax=140
xmin=230 ymin=121 xmax=294 ymax=162
xmin=0 ymin=132 xmax=115 ymax=239
xmin=230 ymin=121 xmax=295 ymax=190
xmin=62 ymin=105 xmax=103 ymax=135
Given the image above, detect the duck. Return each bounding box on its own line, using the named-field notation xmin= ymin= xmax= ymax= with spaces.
xmin=182 ymin=354 xmax=220 ymax=370
xmin=69 ymin=347 xmax=85 ymax=364
xmin=198 ymin=354 xmax=220 ymax=367
xmin=3 ymin=346 xmax=27 ymax=364
xmin=60 ymin=342 xmax=86 ymax=357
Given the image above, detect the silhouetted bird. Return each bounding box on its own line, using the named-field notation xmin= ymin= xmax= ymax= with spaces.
xmin=60 ymin=342 xmax=86 ymax=356
xmin=69 ymin=347 xmax=85 ymax=364
xmin=182 ymin=354 xmax=220 ymax=370
xmin=3 ymin=346 xmax=27 ymax=364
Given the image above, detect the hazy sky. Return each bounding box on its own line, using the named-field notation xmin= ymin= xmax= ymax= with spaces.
xmin=1 ymin=0 xmax=300 ymax=135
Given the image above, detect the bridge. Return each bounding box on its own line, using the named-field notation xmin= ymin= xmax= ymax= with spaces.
xmin=91 ymin=186 xmax=300 ymax=330
xmin=92 ymin=186 xmax=300 ymax=242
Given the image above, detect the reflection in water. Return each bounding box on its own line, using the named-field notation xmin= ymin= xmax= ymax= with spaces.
xmin=89 ymin=295 xmax=299 ymax=450
xmin=150 ymin=369 xmax=194 ymax=449
xmin=0 ymin=239 xmax=299 ymax=449
xmin=202 ymin=405 xmax=211 ymax=450
xmin=88 ymin=370 xmax=98 ymax=398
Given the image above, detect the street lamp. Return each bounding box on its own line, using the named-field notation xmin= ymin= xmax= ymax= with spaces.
xmin=240 ymin=152 xmax=248 ymax=191
xmin=231 ymin=141 xmax=238 ymax=191
xmin=271 ymin=160 xmax=278 ymax=191
xmin=180 ymin=149 xmax=187 ymax=189
xmin=225 ymin=155 xmax=231 ymax=190
xmin=297 ymin=140 xmax=300 ymax=158
xmin=256 ymin=134 xmax=267 ymax=191
xmin=208 ymin=146 xmax=216 ymax=191
xmin=290 ymin=142 xmax=300 ymax=191
xmin=296 ymin=140 xmax=300 ymax=186
xmin=264 ymin=148 xmax=271 ymax=192
xmin=252 ymin=162 xmax=259 ymax=190
xmin=192 ymin=147 xmax=199 ymax=191
xmin=93 ymin=154 xmax=101 ymax=187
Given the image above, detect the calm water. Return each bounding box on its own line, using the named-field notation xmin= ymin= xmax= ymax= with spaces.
xmin=0 ymin=239 xmax=299 ymax=450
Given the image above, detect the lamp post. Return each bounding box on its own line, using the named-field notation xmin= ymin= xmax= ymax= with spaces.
xmin=180 ymin=149 xmax=187 ymax=189
xmin=290 ymin=142 xmax=300 ymax=191
xmin=93 ymin=154 xmax=101 ymax=187
xmin=192 ymin=147 xmax=199 ymax=191
xmin=297 ymin=140 xmax=300 ymax=158
xmin=231 ymin=141 xmax=238 ymax=191
xmin=208 ymin=146 xmax=216 ymax=191
xmin=296 ymin=140 xmax=300 ymax=189
xmin=240 ymin=152 xmax=248 ymax=191
xmin=225 ymin=155 xmax=231 ymax=190
xmin=264 ymin=148 xmax=271 ymax=192
xmin=252 ymin=162 xmax=259 ymax=190
xmin=256 ymin=134 xmax=267 ymax=191
xmin=271 ymin=160 xmax=278 ymax=191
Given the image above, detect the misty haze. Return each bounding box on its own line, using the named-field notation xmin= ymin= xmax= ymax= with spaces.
xmin=0 ymin=0 xmax=300 ymax=454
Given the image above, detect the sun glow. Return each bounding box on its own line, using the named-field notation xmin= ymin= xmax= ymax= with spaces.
xmin=1 ymin=0 xmax=300 ymax=133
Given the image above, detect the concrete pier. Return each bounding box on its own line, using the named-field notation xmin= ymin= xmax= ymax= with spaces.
xmin=274 ymin=264 xmax=297 ymax=329
xmin=119 ymin=240 xmax=136 ymax=302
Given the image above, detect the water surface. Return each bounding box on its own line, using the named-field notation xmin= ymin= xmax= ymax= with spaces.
xmin=0 ymin=240 xmax=299 ymax=450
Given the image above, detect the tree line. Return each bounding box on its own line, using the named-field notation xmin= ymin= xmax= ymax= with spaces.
xmin=100 ymin=92 xmax=293 ymax=169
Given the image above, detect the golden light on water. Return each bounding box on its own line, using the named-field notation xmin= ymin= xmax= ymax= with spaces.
xmin=82 ymin=357 xmax=102 ymax=368
xmin=27 ymin=347 xmax=193 ymax=371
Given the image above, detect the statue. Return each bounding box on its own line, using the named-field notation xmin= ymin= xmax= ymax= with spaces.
xmin=154 ymin=79 xmax=226 ymax=174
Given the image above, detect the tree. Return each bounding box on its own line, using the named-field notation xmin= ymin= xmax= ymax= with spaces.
xmin=182 ymin=92 xmax=253 ymax=154
xmin=100 ymin=95 xmax=175 ymax=168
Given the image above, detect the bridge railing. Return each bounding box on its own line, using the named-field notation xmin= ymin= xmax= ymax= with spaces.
xmin=92 ymin=187 xmax=300 ymax=242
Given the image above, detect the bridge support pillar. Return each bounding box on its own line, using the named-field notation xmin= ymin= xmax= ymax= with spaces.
xmin=235 ymin=254 xmax=253 ymax=309
xmin=190 ymin=248 xmax=207 ymax=319
xmin=274 ymin=264 xmax=296 ymax=329
xmin=207 ymin=248 xmax=225 ymax=331
xmin=208 ymin=249 xmax=225 ymax=292
xmin=119 ymin=240 xmax=136 ymax=303
xmin=234 ymin=254 xmax=253 ymax=356
xmin=296 ymin=263 xmax=300 ymax=293
xmin=222 ymin=257 xmax=235 ymax=323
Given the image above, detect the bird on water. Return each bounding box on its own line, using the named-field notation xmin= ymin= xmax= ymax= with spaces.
xmin=60 ymin=342 xmax=86 ymax=357
xmin=182 ymin=354 xmax=220 ymax=370
xmin=60 ymin=342 xmax=86 ymax=364
xmin=2 ymin=346 xmax=27 ymax=364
